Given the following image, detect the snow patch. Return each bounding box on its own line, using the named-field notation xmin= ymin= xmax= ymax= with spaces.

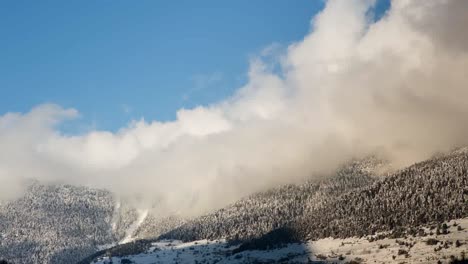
xmin=110 ymin=200 xmax=121 ymax=232
xmin=120 ymin=208 xmax=148 ymax=244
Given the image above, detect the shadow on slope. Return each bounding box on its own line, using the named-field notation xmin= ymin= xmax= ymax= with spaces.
xmin=0 ymin=240 xmax=41 ymax=263
xmin=81 ymin=239 xmax=320 ymax=264
xmin=233 ymin=226 xmax=302 ymax=253
xmin=77 ymin=239 xmax=152 ymax=264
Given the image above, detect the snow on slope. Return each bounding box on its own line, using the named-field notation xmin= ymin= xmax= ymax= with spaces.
xmin=92 ymin=218 xmax=468 ymax=264
xmin=111 ymin=200 xmax=121 ymax=232
xmin=120 ymin=209 xmax=149 ymax=244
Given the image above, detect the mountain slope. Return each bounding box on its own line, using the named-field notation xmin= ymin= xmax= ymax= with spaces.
xmin=85 ymin=151 xmax=468 ymax=263
xmin=0 ymin=182 xmax=189 ymax=264
xmin=240 ymin=151 xmax=468 ymax=251
xmin=160 ymin=161 xmax=378 ymax=242
xmin=80 ymin=159 xmax=383 ymax=262
xmin=0 ymin=183 xmax=116 ymax=263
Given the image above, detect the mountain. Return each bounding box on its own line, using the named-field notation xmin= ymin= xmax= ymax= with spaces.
xmin=240 ymin=150 xmax=468 ymax=251
xmin=0 ymin=183 xmax=117 ymax=263
xmin=2 ymin=151 xmax=468 ymax=263
xmin=0 ymin=179 xmax=192 ymax=264
xmin=78 ymin=158 xmax=385 ymax=262
xmin=83 ymin=151 xmax=468 ymax=263
xmin=159 ymin=159 xmax=379 ymax=242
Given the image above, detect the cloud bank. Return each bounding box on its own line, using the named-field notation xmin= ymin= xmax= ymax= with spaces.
xmin=1 ymin=0 xmax=468 ymax=215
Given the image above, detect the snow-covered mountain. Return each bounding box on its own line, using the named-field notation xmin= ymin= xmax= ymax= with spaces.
xmin=236 ymin=150 xmax=468 ymax=252
xmin=82 ymin=151 xmax=468 ymax=263
xmin=159 ymin=160 xmax=379 ymax=243
xmin=1 ymin=152 xmax=468 ymax=264
xmin=0 ymin=183 xmax=116 ymax=263
xmin=0 ymin=183 xmax=181 ymax=264
xmin=0 ymin=158 xmax=381 ymax=264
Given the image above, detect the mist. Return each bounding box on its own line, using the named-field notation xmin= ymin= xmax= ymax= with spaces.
xmin=1 ymin=0 xmax=468 ymax=215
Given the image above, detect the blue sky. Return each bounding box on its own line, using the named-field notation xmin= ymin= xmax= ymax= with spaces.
xmin=0 ymin=0 xmax=389 ymax=132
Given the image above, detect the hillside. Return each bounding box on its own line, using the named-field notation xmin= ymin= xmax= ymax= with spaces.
xmin=159 ymin=160 xmax=378 ymax=242
xmin=79 ymin=158 xmax=384 ymax=261
xmin=0 ymin=183 xmax=176 ymax=264
xmin=0 ymin=183 xmax=116 ymax=263
xmin=3 ymin=151 xmax=468 ymax=264
xmin=239 ymin=151 xmax=468 ymax=251
xmin=84 ymin=151 xmax=468 ymax=263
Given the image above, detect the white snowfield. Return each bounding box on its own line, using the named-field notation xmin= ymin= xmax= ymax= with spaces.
xmin=92 ymin=218 xmax=468 ymax=264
